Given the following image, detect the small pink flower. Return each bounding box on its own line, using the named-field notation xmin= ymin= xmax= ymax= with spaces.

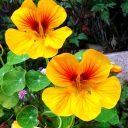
xmin=18 ymin=90 xmax=27 ymax=99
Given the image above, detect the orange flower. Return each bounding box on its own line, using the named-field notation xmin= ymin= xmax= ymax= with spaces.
xmin=42 ymin=49 xmax=121 ymax=121
xmin=5 ymin=0 xmax=72 ymax=59
xmin=111 ymin=63 xmax=122 ymax=73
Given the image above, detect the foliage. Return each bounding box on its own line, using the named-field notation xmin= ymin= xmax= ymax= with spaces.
xmin=0 ymin=0 xmax=128 ymax=128
xmin=121 ymin=0 xmax=128 ymax=16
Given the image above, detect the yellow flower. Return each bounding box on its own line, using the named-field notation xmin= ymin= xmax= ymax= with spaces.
xmin=42 ymin=49 xmax=121 ymax=121
xmin=5 ymin=0 xmax=72 ymax=59
xmin=11 ymin=121 xmax=39 ymax=128
xmin=11 ymin=121 xmax=21 ymax=128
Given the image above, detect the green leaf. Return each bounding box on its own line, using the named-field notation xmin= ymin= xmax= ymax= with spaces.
xmin=61 ymin=116 xmax=74 ymax=128
xmin=26 ymin=70 xmax=50 ymax=92
xmin=91 ymin=4 xmax=105 ymax=12
xmin=7 ymin=51 xmax=29 ymax=65
xmin=97 ymin=122 xmax=110 ymax=128
xmin=42 ymin=111 xmax=62 ymax=128
xmin=120 ymin=83 xmax=128 ymax=103
xmin=121 ymin=1 xmax=128 ymax=16
xmin=17 ymin=105 xmax=39 ymax=128
xmin=77 ymin=33 xmax=88 ymax=40
xmin=101 ymin=10 xmax=110 ymax=24
xmin=1 ymin=67 xmax=26 ymax=96
xmin=95 ymin=108 xmax=119 ymax=124
xmin=70 ymin=37 xmax=79 ymax=47
xmin=0 ymin=89 xmax=18 ymax=109
xmin=0 ymin=64 xmax=13 ymax=84
xmin=0 ymin=106 xmax=4 ymax=117
xmin=107 ymin=2 xmax=116 ymax=8
xmin=108 ymin=113 xmax=119 ymax=125
xmin=74 ymin=50 xmax=85 ymax=61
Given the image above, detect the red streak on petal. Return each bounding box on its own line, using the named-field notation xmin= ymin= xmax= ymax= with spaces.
xmin=31 ymin=21 xmax=39 ymax=32
xmin=41 ymin=17 xmax=51 ymax=34
xmin=70 ymin=74 xmax=77 ymax=81
xmin=23 ymin=13 xmax=39 ymax=32
xmin=80 ymin=73 xmax=90 ymax=81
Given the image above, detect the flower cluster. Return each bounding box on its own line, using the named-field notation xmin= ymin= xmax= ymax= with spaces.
xmin=4 ymin=0 xmax=122 ymax=127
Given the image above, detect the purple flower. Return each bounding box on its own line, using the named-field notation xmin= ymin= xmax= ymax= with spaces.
xmin=18 ymin=90 xmax=27 ymax=99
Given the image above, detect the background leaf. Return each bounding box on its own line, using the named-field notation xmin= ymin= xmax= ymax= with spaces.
xmin=7 ymin=51 xmax=29 ymax=65
xmin=17 ymin=105 xmax=39 ymax=128
xmin=1 ymin=67 xmax=26 ymax=96
xmin=95 ymin=108 xmax=119 ymax=125
xmin=0 ymin=64 xmax=13 ymax=84
xmin=0 ymin=89 xmax=18 ymax=109
xmin=26 ymin=70 xmax=50 ymax=92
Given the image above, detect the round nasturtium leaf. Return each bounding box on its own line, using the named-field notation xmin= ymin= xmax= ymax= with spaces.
xmin=95 ymin=108 xmax=119 ymax=125
xmin=7 ymin=51 xmax=29 ymax=65
xmin=0 ymin=64 xmax=13 ymax=84
xmin=1 ymin=67 xmax=26 ymax=96
xmin=26 ymin=70 xmax=50 ymax=92
xmin=0 ymin=89 xmax=18 ymax=109
xmin=17 ymin=105 xmax=39 ymax=128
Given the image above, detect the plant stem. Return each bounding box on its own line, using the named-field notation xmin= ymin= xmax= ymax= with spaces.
xmin=0 ymin=56 xmax=4 ymax=66
xmin=45 ymin=58 xmax=49 ymax=64
xmin=68 ymin=0 xmax=81 ymax=19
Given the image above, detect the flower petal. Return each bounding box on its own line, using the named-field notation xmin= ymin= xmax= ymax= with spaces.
xmin=38 ymin=0 xmax=67 ymax=29
xmin=72 ymin=90 xmax=101 ymax=121
xmin=45 ymin=27 xmax=72 ymax=49
xmin=5 ymin=29 xmax=58 ymax=59
xmin=11 ymin=4 xmax=38 ymax=31
xmin=80 ymin=49 xmax=112 ymax=83
xmin=21 ymin=0 xmax=36 ymax=9
xmin=46 ymin=53 xmax=79 ymax=87
xmin=5 ymin=28 xmax=35 ymax=54
xmin=42 ymin=87 xmax=74 ymax=116
xmin=12 ymin=121 xmax=22 ymax=128
xmin=111 ymin=64 xmax=122 ymax=73
xmin=27 ymin=40 xmax=58 ymax=59
xmin=95 ymin=76 xmax=121 ymax=109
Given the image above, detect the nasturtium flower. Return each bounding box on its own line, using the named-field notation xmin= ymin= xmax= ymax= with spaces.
xmin=42 ymin=49 xmax=121 ymax=121
xmin=111 ymin=63 xmax=122 ymax=73
xmin=5 ymin=0 xmax=72 ymax=59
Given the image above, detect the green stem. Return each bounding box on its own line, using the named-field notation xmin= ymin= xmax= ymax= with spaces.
xmin=68 ymin=116 xmax=75 ymax=128
xmin=41 ymin=111 xmax=62 ymax=128
xmin=45 ymin=58 xmax=49 ymax=64
xmin=0 ymin=56 xmax=4 ymax=66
